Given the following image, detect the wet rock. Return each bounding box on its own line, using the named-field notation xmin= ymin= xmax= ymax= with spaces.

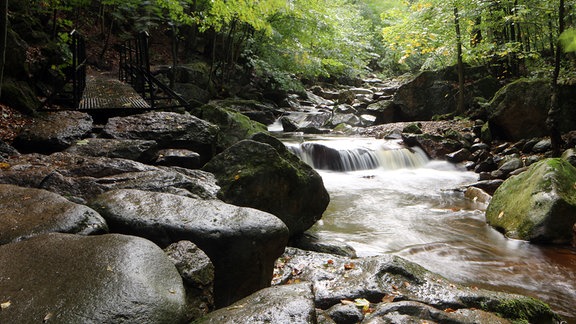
xmin=488 ymin=79 xmax=550 ymax=141
xmin=446 ymin=148 xmax=471 ymax=163
xmin=0 ymin=140 xmax=18 ymax=161
xmin=12 ymin=111 xmax=93 ymax=154
xmin=280 ymin=116 xmax=299 ymax=132
xmin=90 ymin=189 xmax=289 ymax=307
xmin=155 ymin=148 xmax=202 ymax=169
xmin=366 ymin=99 xmax=398 ymax=124
xmin=486 ymin=158 xmax=576 ymax=244
xmin=532 ymin=138 xmax=552 ymax=153
xmin=326 ymin=303 xmax=364 ymax=324
xmin=195 ymin=283 xmax=316 ymax=324
xmin=165 ymin=241 xmax=214 ymax=320
xmin=0 ymin=153 xmax=219 ymax=201
xmin=290 ymin=232 xmax=357 ymax=258
xmin=328 ymin=113 xmax=361 ymax=128
xmin=470 ymin=142 xmax=489 ymax=152
xmin=0 ymin=184 xmax=107 ymax=244
xmin=469 ymin=179 xmax=504 ymax=196
xmin=274 ymin=248 xmax=560 ymax=323
xmin=562 ymin=148 xmax=576 ymax=167
xmin=402 ymin=122 xmax=422 ymax=134
xmin=196 ymin=104 xmax=268 ymax=151
xmin=65 ymin=138 xmax=158 ymax=162
xmin=402 ymin=133 xmax=462 ymax=160
xmin=492 ymin=157 xmax=523 ymax=179
xmin=102 ymin=111 xmax=218 ymax=164
xmin=0 ymin=233 xmax=187 ymax=323
xmin=203 ymin=135 xmax=330 ymax=236
xmin=364 ymin=300 xmax=510 ymax=324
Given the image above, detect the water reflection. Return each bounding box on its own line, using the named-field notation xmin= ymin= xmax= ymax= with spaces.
xmin=310 ymin=161 xmax=576 ymax=321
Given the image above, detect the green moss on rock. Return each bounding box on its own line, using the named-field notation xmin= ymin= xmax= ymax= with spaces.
xmin=486 ymin=158 xmax=576 ymax=243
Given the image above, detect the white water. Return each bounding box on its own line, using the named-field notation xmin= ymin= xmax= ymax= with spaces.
xmin=289 ymin=137 xmax=576 ymax=321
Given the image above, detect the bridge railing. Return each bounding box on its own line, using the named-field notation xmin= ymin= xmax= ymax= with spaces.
xmin=118 ymin=32 xmax=191 ymax=110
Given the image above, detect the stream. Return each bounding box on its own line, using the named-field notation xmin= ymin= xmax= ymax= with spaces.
xmin=286 ymin=136 xmax=576 ymax=322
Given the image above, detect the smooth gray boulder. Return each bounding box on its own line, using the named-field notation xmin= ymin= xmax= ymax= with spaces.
xmin=12 ymin=111 xmax=93 ymax=153
xmin=194 ymin=283 xmax=316 ymax=323
xmin=0 ymin=233 xmax=187 ymax=323
xmin=203 ymin=134 xmax=330 ymax=236
xmin=90 ymin=189 xmax=289 ymax=307
xmin=0 ymin=184 xmax=107 ymax=244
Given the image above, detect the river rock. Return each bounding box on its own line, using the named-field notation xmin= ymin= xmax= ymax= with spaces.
xmin=486 ymin=158 xmax=576 ymax=244
xmin=164 ymin=240 xmax=214 ymax=320
xmin=194 ymin=283 xmax=316 ymax=323
xmin=274 ymin=248 xmax=560 ymax=323
xmin=290 ymin=232 xmax=357 ymax=258
xmin=0 ymin=184 xmax=107 ymax=244
xmin=488 ymin=79 xmax=550 ymax=141
xmin=90 ymin=188 xmax=289 ymax=307
xmin=0 ymin=152 xmax=219 ymax=201
xmin=207 ymin=99 xmax=280 ymax=126
xmin=0 ymin=233 xmax=187 ymax=323
xmin=154 ymin=148 xmax=202 ymax=169
xmin=562 ymin=148 xmax=576 ymax=167
xmin=12 ymin=111 xmax=93 ymax=154
xmin=203 ymin=134 xmax=330 ymax=236
xmin=402 ymin=133 xmax=462 ymax=160
xmin=102 ymin=111 xmax=219 ymax=165
xmin=393 ymin=70 xmax=457 ymax=121
xmin=65 ymin=138 xmax=158 ymax=162
xmin=195 ymin=104 xmax=268 ymax=151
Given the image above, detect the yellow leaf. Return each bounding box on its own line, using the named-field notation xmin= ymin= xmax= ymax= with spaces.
xmin=0 ymin=162 xmax=10 ymax=169
xmin=1 ymin=300 xmax=11 ymax=309
xmin=498 ymin=211 xmax=504 ymax=219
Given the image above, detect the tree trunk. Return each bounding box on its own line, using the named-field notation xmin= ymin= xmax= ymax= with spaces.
xmin=548 ymin=0 xmax=565 ymax=157
xmin=454 ymin=6 xmax=465 ymax=114
xmin=0 ymin=0 xmax=7 ymax=98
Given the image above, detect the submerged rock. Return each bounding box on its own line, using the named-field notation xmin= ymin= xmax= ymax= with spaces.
xmin=486 ymin=158 xmax=576 ymax=244
xmin=0 ymin=184 xmax=107 ymax=245
xmin=90 ymin=189 xmax=289 ymax=307
xmin=0 ymin=233 xmax=187 ymax=323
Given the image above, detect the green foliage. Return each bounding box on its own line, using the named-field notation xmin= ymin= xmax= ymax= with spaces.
xmin=560 ymin=28 xmax=576 ymax=52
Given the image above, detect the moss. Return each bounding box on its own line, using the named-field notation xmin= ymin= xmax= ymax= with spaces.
xmin=489 ymin=297 xmax=561 ymax=324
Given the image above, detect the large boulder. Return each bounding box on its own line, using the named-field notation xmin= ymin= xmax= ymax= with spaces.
xmin=0 ymin=152 xmax=219 ymax=201
xmin=195 ymin=283 xmax=316 ymax=323
xmin=0 ymin=233 xmax=187 ymax=323
xmin=488 ymin=79 xmax=550 ymax=141
xmin=203 ymin=133 xmax=330 ymax=236
xmin=12 ymin=111 xmax=93 ymax=153
xmin=90 ymin=189 xmax=289 ymax=307
xmin=0 ymin=184 xmax=107 ymax=245
xmin=102 ymin=111 xmax=219 ymax=165
xmin=393 ymin=70 xmax=457 ymax=121
xmin=274 ymin=248 xmax=561 ymax=323
xmin=486 ymin=158 xmax=576 ymax=244
xmin=196 ymin=104 xmax=268 ymax=151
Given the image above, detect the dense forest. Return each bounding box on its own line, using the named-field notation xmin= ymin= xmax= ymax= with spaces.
xmin=1 ymin=0 xmax=575 ymax=99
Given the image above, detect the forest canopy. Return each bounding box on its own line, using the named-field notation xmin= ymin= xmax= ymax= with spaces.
xmin=5 ymin=0 xmax=576 ymax=91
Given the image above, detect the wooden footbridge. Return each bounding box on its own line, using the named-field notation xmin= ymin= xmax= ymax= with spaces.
xmin=42 ymin=31 xmax=190 ymax=113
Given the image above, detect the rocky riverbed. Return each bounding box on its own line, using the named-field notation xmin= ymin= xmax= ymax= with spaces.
xmin=1 ymin=68 xmax=574 ymax=322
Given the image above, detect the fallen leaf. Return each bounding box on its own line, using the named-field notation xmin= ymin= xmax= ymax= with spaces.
xmin=354 ymin=298 xmax=371 ymax=312
xmin=381 ymin=294 xmax=396 ymax=303
xmin=1 ymin=300 xmax=11 ymax=309
xmin=326 ymin=259 xmax=334 ymax=265
xmin=43 ymin=312 xmax=53 ymax=322
xmin=344 ymin=262 xmax=355 ymax=270
xmin=403 ymin=281 xmax=410 ymax=288
xmin=392 ymin=284 xmax=398 ymax=290
xmin=0 ymin=162 xmax=10 ymax=169
xmin=340 ymin=299 xmax=355 ymax=305
xmin=498 ymin=211 xmax=504 ymax=219
xmin=444 ymin=308 xmax=457 ymax=313
xmin=106 ymin=265 xmax=114 ymax=272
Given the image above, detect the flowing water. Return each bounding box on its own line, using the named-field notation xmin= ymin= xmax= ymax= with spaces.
xmin=286 ymin=137 xmax=576 ymax=322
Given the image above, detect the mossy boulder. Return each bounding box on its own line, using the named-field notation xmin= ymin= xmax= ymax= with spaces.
xmin=203 ymin=134 xmax=329 ymax=236
xmin=486 ymin=158 xmax=576 ymax=243
xmin=197 ymin=104 xmax=268 ymax=151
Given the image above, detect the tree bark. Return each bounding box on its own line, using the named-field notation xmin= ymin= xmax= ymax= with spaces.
xmin=0 ymin=0 xmax=8 ymax=98
xmin=454 ymin=6 xmax=465 ymax=114
xmin=548 ymin=0 xmax=565 ymax=157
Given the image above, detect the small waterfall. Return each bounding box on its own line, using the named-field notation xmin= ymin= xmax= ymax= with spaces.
xmin=287 ymin=139 xmax=429 ymax=171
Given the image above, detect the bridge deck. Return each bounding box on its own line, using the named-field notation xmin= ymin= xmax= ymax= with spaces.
xmin=79 ymin=73 xmax=150 ymax=110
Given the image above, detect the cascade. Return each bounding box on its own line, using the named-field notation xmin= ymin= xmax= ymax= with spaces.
xmin=287 ymin=138 xmax=429 ymax=171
